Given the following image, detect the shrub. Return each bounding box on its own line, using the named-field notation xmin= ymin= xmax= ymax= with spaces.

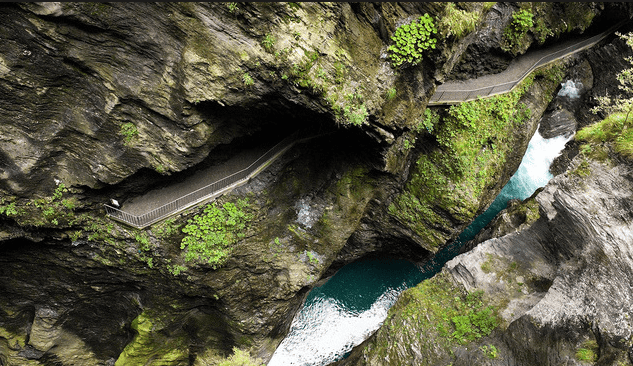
xmin=343 ymin=104 xmax=368 ymax=126
xmin=180 ymin=199 xmax=251 ymax=269
xmin=388 ymin=14 xmax=437 ymax=68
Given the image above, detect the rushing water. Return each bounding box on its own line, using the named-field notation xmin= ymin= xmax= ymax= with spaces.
xmin=268 ymin=258 xmax=427 ymax=366
xmin=270 ymin=81 xmax=580 ymax=365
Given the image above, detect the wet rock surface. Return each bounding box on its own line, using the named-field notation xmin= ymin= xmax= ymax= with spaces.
xmin=1 ymin=2 xmax=633 ymax=365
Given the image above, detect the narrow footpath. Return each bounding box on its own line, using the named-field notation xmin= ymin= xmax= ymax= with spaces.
xmin=429 ymin=23 xmax=623 ymax=105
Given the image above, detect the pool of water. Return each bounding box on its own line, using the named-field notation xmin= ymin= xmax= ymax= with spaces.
xmin=269 ymin=126 xmax=573 ymax=366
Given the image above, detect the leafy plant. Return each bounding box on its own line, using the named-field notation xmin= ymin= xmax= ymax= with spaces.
xmin=575 ymin=340 xmax=598 ymax=362
xmin=388 ymin=14 xmax=437 ymax=68
xmin=416 ymin=108 xmax=439 ymax=133
xmin=226 ymin=2 xmax=238 ymax=13
xmin=306 ymin=251 xmax=319 ymax=265
xmin=180 ymin=198 xmax=251 ymax=269
xmin=386 ymin=87 xmax=397 ymax=101
xmin=262 ymin=33 xmax=276 ymax=51
xmin=343 ymin=104 xmax=368 ymax=126
xmin=120 ymin=123 xmax=139 ymax=146
xmin=0 ymin=201 xmax=18 ymax=217
xmin=480 ymin=345 xmax=499 ymax=359
xmin=242 ymin=72 xmax=254 ymax=87
xmin=591 ymin=32 xmax=633 ymax=124
xmin=501 ymin=9 xmax=534 ymax=54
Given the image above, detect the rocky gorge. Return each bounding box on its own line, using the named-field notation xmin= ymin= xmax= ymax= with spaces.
xmin=1 ymin=2 xmax=633 ymax=365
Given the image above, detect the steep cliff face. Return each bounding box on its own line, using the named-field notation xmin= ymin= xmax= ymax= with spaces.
xmin=346 ymin=24 xmax=633 ymax=366
xmin=0 ymin=2 xmax=631 ymax=365
xmin=350 ymin=154 xmax=633 ymax=366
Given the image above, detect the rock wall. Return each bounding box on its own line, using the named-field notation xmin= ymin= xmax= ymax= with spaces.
xmin=1 ymin=2 xmax=632 ymax=365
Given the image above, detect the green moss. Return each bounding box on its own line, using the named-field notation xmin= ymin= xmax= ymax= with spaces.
xmin=575 ymin=340 xmax=599 ymax=362
xmin=367 ymin=272 xmax=501 ymax=362
xmin=437 ymin=3 xmax=479 ymax=40
xmin=390 ymin=76 xmax=535 ymax=251
xmin=115 ymin=311 xmax=189 ymax=366
xmin=577 ymin=113 xmax=633 ymax=160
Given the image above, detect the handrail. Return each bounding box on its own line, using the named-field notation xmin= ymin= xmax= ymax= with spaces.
xmin=429 ymin=22 xmax=625 ymax=105
xmin=105 ymin=129 xmax=310 ymax=229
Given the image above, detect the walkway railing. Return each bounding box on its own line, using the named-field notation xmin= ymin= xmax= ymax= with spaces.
xmin=429 ymin=22 xmax=625 ymax=105
xmin=105 ymin=129 xmax=315 ymax=229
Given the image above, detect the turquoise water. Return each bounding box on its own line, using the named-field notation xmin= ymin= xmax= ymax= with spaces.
xmin=268 ymin=258 xmax=427 ymax=365
xmin=270 ymin=127 xmax=572 ymax=366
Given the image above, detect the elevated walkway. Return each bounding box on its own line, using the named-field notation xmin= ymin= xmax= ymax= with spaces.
xmin=105 ymin=129 xmax=323 ymax=229
xmin=429 ymin=21 xmax=625 ymax=105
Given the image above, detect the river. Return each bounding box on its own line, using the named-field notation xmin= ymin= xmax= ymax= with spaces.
xmin=269 ymin=81 xmax=579 ymax=366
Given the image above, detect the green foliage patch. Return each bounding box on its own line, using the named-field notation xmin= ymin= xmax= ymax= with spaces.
xmin=376 ymin=272 xmax=501 ymax=359
xmin=437 ymin=3 xmax=479 ymax=40
xmin=388 ymin=14 xmax=437 ymax=68
xmin=577 ymin=113 xmax=633 ymax=159
xmin=501 ymin=9 xmax=534 ymax=55
xmin=575 ymin=340 xmax=598 ymax=362
xmin=390 ymin=77 xmax=534 ymax=250
xmin=120 ymin=123 xmax=139 ymax=146
xmin=180 ymin=198 xmax=251 ymax=269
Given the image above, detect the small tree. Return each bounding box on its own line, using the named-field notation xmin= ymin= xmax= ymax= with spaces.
xmin=591 ymin=32 xmax=633 ymax=123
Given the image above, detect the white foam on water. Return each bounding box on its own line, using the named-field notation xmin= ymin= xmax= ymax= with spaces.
xmin=557 ymin=79 xmax=583 ymax=99
xmin=270 ymin=127 xmax=573 ymax=366
xmin=510 ymin=128 xmax=572 ymax=198
xmin=268 ymin=288 xmax=403 ymax=366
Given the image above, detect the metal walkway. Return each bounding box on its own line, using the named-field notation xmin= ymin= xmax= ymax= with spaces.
xmin=105 ymin=130 xmax=318 ymax=229
xmin=429 ymin=22 xmax=625 ymax=105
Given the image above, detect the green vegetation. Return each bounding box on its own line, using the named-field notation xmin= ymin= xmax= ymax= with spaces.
xmin=85 ymin=217 xmax=116 ymax=245
xmin=386 ymin=87 xmax=397 ymax=101
xmin=242 ymin=72 xmax=254 ymax=87
xmin=180 ymin=198 xmax=251 ymax=269
xmin=262 ymin=33 xmax=276 ymax=52
xmin=306 ymin=250 xmax=319 ymax=265
xmin=0 ymin=199 xmax=18 ymax=217
xmin=575 ymin=340 xmax=599 ymax=362
xmin=226 ymin=2 xmax=238 ymax=13
xmin=152 ymin=217 xmax=181 ymax=239
xmin=576 ymin=33 xmax=633 ymax=161
xmin=120 ymin=122 xmax=139 ymax=146
xmin=115 ymin=311 xmax=189 ymax=366
xmin=342 ymin=104 xmax=368 ymax=126
xmin=438 ymin=3 xmax=479 ymax=40
xmin=501 ymin=9 xmax=534 ymax=55
xmin=480 ymin=344 xmax=499 ymax=359
xmin=591 ymin=32 xmax=633 ymax=124
xmin=374 ymin=273 xmax=501 ymax=358
xmin=388 ymin=14 xmax=437 ymax=68
xmin=416 ymin=108 xmax=439 ymax=133
xmin=389 ymin=76 xmax=534 ymax=250
xmin=577 ymin=113 xmax=633 ymax=159
xmin=167 ymin=264 xmax=187 ymax=276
